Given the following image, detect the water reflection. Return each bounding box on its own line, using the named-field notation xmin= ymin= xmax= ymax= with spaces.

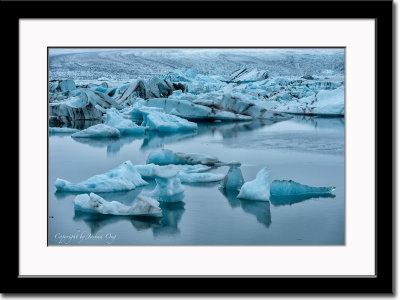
xmin=73 ymin=211 xmax=130 ymax=234
xmin=129 ymin=201 xmax=186 ymax=237
xmin=71 ymin=134 xmax=144 ymax=155
xmin=140 ymin=131 xmax=197 ymax=151
xmin=49 ymin=118 xmax=102 ymax=130
xmin=219 ymin=188 xmax=271 ymax=228
xmin=270 ymin=193 xmax=335 ymax=206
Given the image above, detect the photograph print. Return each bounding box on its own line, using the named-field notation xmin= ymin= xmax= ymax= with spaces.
xmin=48 ymin=48 xmax=344 ymax=245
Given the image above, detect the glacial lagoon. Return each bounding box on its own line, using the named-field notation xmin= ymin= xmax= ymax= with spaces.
xmin=49 ymin=116 xmax=344 ymax=245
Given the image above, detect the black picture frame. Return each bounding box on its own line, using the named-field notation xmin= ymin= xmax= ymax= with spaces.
xmin=5 ymin=0 xmax=393 ymax=294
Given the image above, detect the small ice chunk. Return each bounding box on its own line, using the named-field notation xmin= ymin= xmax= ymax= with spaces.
xmin=104 ymin=108 xmax=145 ymax=135
xmin=71 ymin=124 xmax=120 ymax=138
xmin=221 ymin=165 xmax=245 ymax=191
xmin=49 ymin=127 xmax=79 ymax=134
xmin=179 ymin=164 xmax=211 ymax=173
xmin=55 ymin=161 xmax=148 ymax=192
xmin=178 ymin=172 xmax=224 ymax=183
xmin=270 ymin=180 xmax=335 ymax=196
xmin=147 ymin=149 xmax=224 ymax=166
xmin=148 ymin=165 xmax=185 ymax=202
xmin=237 ymin=168 xmax=271 ymax=201
xmin=74 ymin=193 xmax=162 ymax=217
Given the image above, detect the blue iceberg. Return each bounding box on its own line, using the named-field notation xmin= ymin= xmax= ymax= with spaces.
xmin=55 ymin=161 xmax=148 ymax=193
xmin=237 ymin=167 xmax=271 ymax=201
xmin=270 ymin=180 xmax=335 ymax=196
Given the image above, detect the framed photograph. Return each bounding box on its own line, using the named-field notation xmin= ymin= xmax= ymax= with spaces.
xmin=8 ymin=0 xmax=392 ymax=294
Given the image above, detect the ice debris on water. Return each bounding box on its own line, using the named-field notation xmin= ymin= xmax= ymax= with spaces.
xmin=140 ymin=109 xmax=198 ymax=132
xmin=49 ymin=127 xmax=79 ymax=134
xmin=74 ymin=192 xmax=162 ymax=217
xmin=55 ymin=161 xmax=148 ymax=192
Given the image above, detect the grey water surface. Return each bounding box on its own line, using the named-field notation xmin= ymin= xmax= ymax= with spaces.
xmin=48 ymin=116 xmax=344 ymax=245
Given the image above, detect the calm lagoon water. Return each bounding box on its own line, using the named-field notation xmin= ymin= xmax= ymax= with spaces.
xmin=48 ymin=116 xmax=344 ymax=245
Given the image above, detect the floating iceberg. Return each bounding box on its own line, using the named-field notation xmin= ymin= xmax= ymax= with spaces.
xmin=145 ymin=98 xmax=252 ymax=121
xmin=49 ymin=127 xmax=79 ymax=134
xmin=49 ymin=88 xmax=122 ymax=122
xmin=148 ymin=165 xmax=185 ymax=202
xmin=74 ymin=192 xmax=162 ymax=217
xmin=49 ymin=80 xmax=77 ymax=94
xmin=140 ymin=110 xmax=198 ymax=132
xmin=55 ymin=161 xmax=148 ymax=192
xmin=177 ymin=172 xmax=224 ymax=183
xmin=237 ymin=168 xmax=271 ymax=201
xmin=71 ymin=124 xmax=120 ymax=138
xmin=104 ymin=108 xmax=145 ymax=135
xmin=147 ymin=149 xmax=225 ymax=166
xmin=270 ymin=180 xmax=335 ymax=196
xmin=221 ymin=164 xmax=245 ymax=191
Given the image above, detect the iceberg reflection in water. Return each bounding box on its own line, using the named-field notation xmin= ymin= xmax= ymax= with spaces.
xmin=219 ymin=188 xmax=271 ymax=228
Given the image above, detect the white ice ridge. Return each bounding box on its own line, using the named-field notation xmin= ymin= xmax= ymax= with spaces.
xmin=74 ymin=192 xmax=162 ymax=217
xmin=71 ymin=124 xmax=120 ymax=138
xmin=135 ymin=163 xmax=211 ymax=179
xmin=147 ymin=149 xmax=225 ymax=166
xmin=148 ymin=165 xmax=185 ymax=202
xmin=140 ymin=109 xmax=198 ymax=132
xmin=237 ymin=167 xmax=271 ymax=201
xmin=221 ymin=163 xmax=245 ymax=191
xmin=49 ymin=127 xmax=79 ymax=134
xmin=177 ymin=172 xmax=224 ymax=183
xmin=270 ymin=180 xmax=335 ymax=196
xmin=104 ymin=108 xmax=145 ymax=135
xmin=55 ymin=161 xmax=148 ymax=192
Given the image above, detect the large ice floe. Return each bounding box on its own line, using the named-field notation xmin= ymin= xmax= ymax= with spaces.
xmin=71 ymin=124 xmax=120 ymax=138
xmin=104 ymin=108 xmax=145 ymax=135
xmin=237 ymin=168 xmax=271 ymax=201
xmin=74 ymin=192 xmax=162 ymax=217
xmin=147 ymin=149 xmax=225 ymax=166
xmin=55 ymin=161 xmax=148 ymax=192
xmin=140 ymin=109 xmax=198 ymax=132
xmin=148 ymin=165 xmax=185 ymax=202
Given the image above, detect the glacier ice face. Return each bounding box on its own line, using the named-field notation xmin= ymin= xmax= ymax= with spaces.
xmin=55 ymin=160 xmax=148 ymax=192
xmin=221 ymin=165 xmax=245 ymax=191
xmin=148 ymin=165 xmax=185 ymax=202
xmin=270 ymin=180 xmax=335 ymax=196
xmin=71 ymin=124 xmax=120 ymax=138
xmin=237 ymin=167 xmax=271 ymax=201
xmin=140 ymin=110 xmax=198 ymax=132
xmin=104 ymin=108 xmax=145 ymax=135
xmin=229 ymin=68 xmax=269 ymax=83
xmin=74 ymin=192 xmax=162 ymax=217
xmin=177 ymin=172 xmax=224 ymax=183
xmin=147 ymin=149 xmax=225 ymax=166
